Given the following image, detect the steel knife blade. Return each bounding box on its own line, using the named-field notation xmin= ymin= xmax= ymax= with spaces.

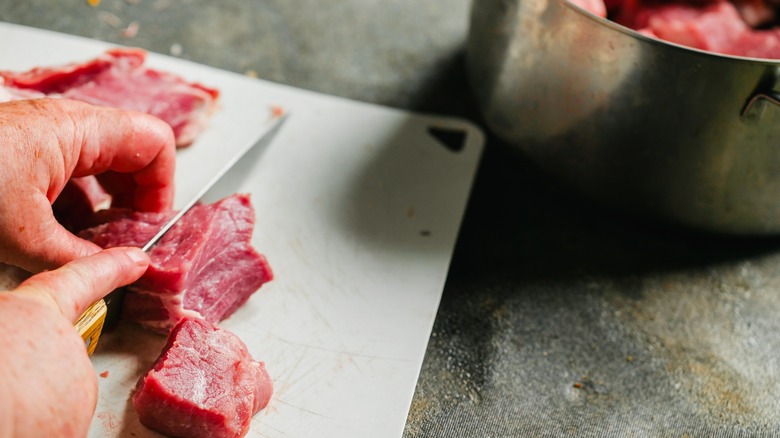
xmin=143 ymin=112 xmax=289 ymax=252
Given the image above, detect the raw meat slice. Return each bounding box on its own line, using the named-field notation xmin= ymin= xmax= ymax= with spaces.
xmin=0 ymin=49 xmax=132 ymax=93
xmin=0 ymin=48 xmax=219 ymax=146
xmin=133 ymin=317 xmax=273 ymax=438
xmin=78 ymin=194 xmax=273 ymax=332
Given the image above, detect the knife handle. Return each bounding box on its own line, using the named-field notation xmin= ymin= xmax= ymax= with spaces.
xmin=75 ymin=299 xmax=107 ymax=355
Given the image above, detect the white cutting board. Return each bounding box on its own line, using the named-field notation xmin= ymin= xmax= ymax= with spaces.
xmin=0 ymin=22 xmax=484 ymax=438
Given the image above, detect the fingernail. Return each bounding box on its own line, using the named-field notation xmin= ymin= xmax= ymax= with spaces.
xmin=125 ymin=247 xmax=149 ymax=267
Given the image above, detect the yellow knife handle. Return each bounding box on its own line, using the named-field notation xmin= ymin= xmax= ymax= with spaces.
xmin=74 ymin=299 xmax=107 ymax=355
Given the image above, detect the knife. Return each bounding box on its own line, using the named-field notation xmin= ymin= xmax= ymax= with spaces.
xmin=144 ymin=112 xmax=289 ymax=252
xmin=77 ymin=113 xmax=290 ymax=349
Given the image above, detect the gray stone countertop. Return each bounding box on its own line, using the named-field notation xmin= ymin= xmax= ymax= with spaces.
xmin=4 ymin=1 xmax=780 ymax=436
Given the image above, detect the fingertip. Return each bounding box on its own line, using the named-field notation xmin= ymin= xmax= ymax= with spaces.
xmin=124 ymin=111 xmax=176 ymax=156
xmin=93 ymin=247 xmax=149 ymax=282
xmin=149 ymin=114 xmax=176 ymax=148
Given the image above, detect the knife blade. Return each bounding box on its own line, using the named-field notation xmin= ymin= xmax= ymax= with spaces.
xmin=93 ymin=113 xmax=289 ymax=335
xmin=143 ymin=112 xmax=289 ymax=251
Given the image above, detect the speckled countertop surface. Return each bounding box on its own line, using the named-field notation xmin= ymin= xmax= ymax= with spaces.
xmin=4 ymin=1 xmax=780 ymax=436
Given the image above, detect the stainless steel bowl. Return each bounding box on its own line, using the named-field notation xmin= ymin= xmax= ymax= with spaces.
xmin=467 ymin=0 xmax=780 ymax=234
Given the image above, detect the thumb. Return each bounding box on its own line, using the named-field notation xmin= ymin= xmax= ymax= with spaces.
xmin=15 ymin=247 xmax=149 ymax=322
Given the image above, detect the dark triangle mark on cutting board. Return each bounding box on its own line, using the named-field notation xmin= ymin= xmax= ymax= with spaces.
xmin=427 ymin=126 xmax=466 ymax=153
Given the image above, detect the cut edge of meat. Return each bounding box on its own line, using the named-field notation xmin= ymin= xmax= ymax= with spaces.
xmin=78 ymin=194 xmax=273 ymax=334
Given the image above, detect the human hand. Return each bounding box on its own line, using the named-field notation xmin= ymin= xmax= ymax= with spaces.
xmin=0 ymin=247 xmax=150 ymax=438
xmin=0 ymin=98 xmax=175 ymax=272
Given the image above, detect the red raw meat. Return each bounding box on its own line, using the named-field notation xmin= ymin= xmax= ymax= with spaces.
xmin=643 ymin=2 xmax=780 ymax=58
xmin=729 ymin=28 xmax=780 ymax=58
xmin=610 ymin=0 xmax=780 ymax=59
xmin=79 ymin=194 xmax=273 ymax=332
xmin=0 ymin=48 xmax=219 ymax=147
xmin=1 ymin=50 xmax=220 ymax=228
xmin=642 ymin=2 xmax=747 ymax=52
xmin=133 ymin=317 xmax=272 ymax=438
xmin=0 ymin=50 xmax=129 ymax=94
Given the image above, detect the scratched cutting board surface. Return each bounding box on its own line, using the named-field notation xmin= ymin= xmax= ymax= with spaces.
xmin=0 ymin=22 xmax=484 ymax=438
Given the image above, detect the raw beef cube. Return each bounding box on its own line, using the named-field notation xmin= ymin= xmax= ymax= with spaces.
xmin=0 ymin=48 xmax=219 ymax=146
xmin=133 ymin=317 xmax=273 ymax=438
xmin=79 ymin=194 xmax=273 ymax=332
